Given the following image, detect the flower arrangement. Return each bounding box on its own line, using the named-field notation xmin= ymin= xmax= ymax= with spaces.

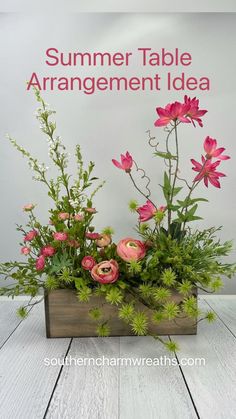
xmin=1 ymin=91 xmax=235 ymax=351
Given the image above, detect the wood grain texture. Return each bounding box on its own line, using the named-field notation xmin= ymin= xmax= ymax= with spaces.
xmin=45 ymin=289 xmax=197 ymax=338
xmin=0 ymin=302 xmax=70 ymax=419
xmin=171 ymin=299 xmax=236 ymax=419
xmin=119 ymin=336 xmax=198 ymax=419
xmin=0 ymin=301 xmax=24 ymax=348
xmin=45 ymin=337 xmax=120 ymax=419
xmin=205 ymin=296 xmax=236 ymax=336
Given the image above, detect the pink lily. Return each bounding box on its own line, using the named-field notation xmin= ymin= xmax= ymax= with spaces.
xmin=191 ymin=156 xmax=226 ymax=188
xmin=112 ymin=151 xmax=133 ymax=172
xmin=154 ymin=101 xmax=190 ymax=127
xmin=137 ymin=200 xmax=157 ymax=222
xmin=204 ymin=136 xmax=230 ymax=161
xmin=184 ymin=96 xmax=208 ymax=127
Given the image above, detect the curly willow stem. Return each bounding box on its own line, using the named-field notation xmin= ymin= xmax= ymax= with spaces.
xmin=146 ymin=129 xmax=159 ymax=152
xmin=128 ymin=161 xmax=157 ymax=208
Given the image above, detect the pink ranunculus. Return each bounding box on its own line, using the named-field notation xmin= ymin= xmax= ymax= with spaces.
xmin=23 ymin=203 xmax=35 ymax=212
xmin=91 ymin=260 xmax=119 ymax=284
xmin=154 ymin=101 xmax=190 ymax=127
xmin=21 ymin=246 xmax=31 ymax=255
xmin=67 ymin=239 xmax=80 ymax=248
xmin=40 ymin=245 xmax=56 ymax=257
xmin=35 ymin=255 xmax=45 ymax=271
xmin=117 ymin=238 xmax=146 ymax=262
xmin=85 ymin=207 xmax=97 ymax=214
xmin=53 ymin=232 xmax=68 ymax=241
xmin=96 ymin=234 xmax=112 ymax=248
xmin=58 ymin=212 xmax=70 ymax=221
xmin=86 ymin=232 xmax=101 ymax=240
xmin=81 ymin=256 xmax=96 ymax=271
xmin=184 ymin=96 xmax=208 ymax=127
xmin=191 ymin=156 xmax=226 ymax=188
xmin=137 ymin=200 xmax=157 ymax=222
xmin=73 ymin=213 xmax=84 ymax=221
xmin=24 ymin=230 xmax=38 ymax=242
xmin=203 ymin=136 xmax=230 ymax=161
xmin=112 ymin=151 xmax=133 ymax=172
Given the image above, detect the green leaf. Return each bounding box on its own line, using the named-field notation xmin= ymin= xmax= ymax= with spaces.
xmin=75 ymin=277 xmax=86 ymax=290
xmin=162 ymin=172 xmax=172 ymax=202
xmin=172 ymin=187 xmax=182 ymax=197
xmin=154 ymin=151 xmax=177 ymax=160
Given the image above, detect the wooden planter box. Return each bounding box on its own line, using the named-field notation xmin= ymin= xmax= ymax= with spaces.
xmin=44 ymin=288 xmax=197 ymax=338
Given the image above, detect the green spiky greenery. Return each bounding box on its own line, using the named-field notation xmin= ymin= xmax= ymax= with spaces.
xmin=96 ymin=323 xmax=110 ymax=337
xmin=131 ymin=311 xmax=148 ymax=336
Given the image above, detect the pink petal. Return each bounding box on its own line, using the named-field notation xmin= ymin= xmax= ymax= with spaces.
xmin=112 ymin=159 xmax=123 ymax=169
xmin=191 ymin=159 xmax=202 ymax=171
xmin=204 ymin=176 xmax=209 ymax=187
xmin=208 ymin=177 xmax=221 ymax=188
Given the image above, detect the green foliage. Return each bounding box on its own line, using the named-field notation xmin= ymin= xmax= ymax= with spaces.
xmin=77 ymin=286 xmax=92 ymax=302
xmin=118 ymin=303 xmax=135 ymax=322
xmin=153 ymin=287 xmax=171 ymax=303
xmin=131 ymin=311 xmax=148 ymax=335
xmin=44 ymin=276 xmax=59 ymax=290
xmin=139 ymin=223 xmax=149 ymax=234
xmin=89 ymin=307 xmax=102 ymax=320
xmin=102 ymin=226 xmax=114 ymax=235
xmin=182 ymin=296 xmax=199 ymax=318
xmin=96 ymin=323 xmax=110 ymax=337
xmin=128 ymin=260 xmax=142 ymax=275
xmin=165 ymin=340 xmax=179 ymax=352
xmin=163 ymin=302 xmax=180 ymax=320
xmin=205 ymin=311 xmax=216 ymax=323
xmin=152 ymin=311 xmax=164 ymax=323
xmin=105 ymin=288 xmax=123 ymax=305
xmin=177 ymin=280 xmax=193 ymax=296
xmin=16 ymin=306 xmax=28 ymax=319
xmin=210 ymin=277 xmax=223 ymax=292
xmin=139 ymin=284 xmax=153 ymax=299
xmin=129 ymin=200 xmax=138 ymax=212
xmin=161 ymin=268 xmax=177 ymax=287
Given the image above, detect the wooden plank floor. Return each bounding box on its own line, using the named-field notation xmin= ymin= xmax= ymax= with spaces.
xmin=0 ymin=296 xmax=235 ymax=419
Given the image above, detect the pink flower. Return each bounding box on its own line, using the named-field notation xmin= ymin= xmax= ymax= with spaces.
xmin=203 ymin=136 xmax=230 ymax=161
xmin=96 ymin=234 xmax=112 ymax=248
xmin=24 ymin=230 xmax=38 ymax=242
xmin=40 ymin=245 xmax=56 ymax=257
xmin=58 ymin=212 xmax=70 ymax=221
xmin=117 ymin=238 xmax=146 ymax=262
xmin=23 ymin=204 xmax=35 ymax=212
xmin=86 ymin=232 xmax=101 ymax=240
xmin=53 ymin=232 xmax=68 ymax=241
xmin=184 ymin=96 xmax=207 ymax=127
xmin=154 ymin=101 xmax=190 ymax=127
xmin=158 ymin=206 xmax=167 ymax=212
xmin=81 ymin=256 xmax=96 ymax=271
xmin=67 ymin=239 xmax=80 ymax=248
xmin=73 ymin=214 xmax=84 ymax=221
xmin=191 ymin=156 xmax=226 ymax=188
xmin=85 ymin=208 xmax=97 ymax=214
xmin=35 ymin=255 xmax=45 ymax=271
xmin=137 ymin=201 xmax=157 ymax=222
xmin=91 ymin=260 xmax=119 ymax=284
xmin=21 ymin=246 xmax=31 ymax=255
xmin=112 ymin=152 xmax=133 ymax=172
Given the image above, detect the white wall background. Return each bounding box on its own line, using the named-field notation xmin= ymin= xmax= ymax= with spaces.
xmin=0 ymin=13 xmax=235 ymax=293
xmin=0 ymin=2 xmax=236 ymax=12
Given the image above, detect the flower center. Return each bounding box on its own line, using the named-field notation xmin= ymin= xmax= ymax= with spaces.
xmin=98 ymin=267 xmax=111 ymax=275
xmin=127 ymin=241 xmax=138 ymax=249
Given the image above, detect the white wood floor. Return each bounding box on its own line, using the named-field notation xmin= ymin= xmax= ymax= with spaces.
xmin=0 ymin=296 xmax=236 ymax=419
